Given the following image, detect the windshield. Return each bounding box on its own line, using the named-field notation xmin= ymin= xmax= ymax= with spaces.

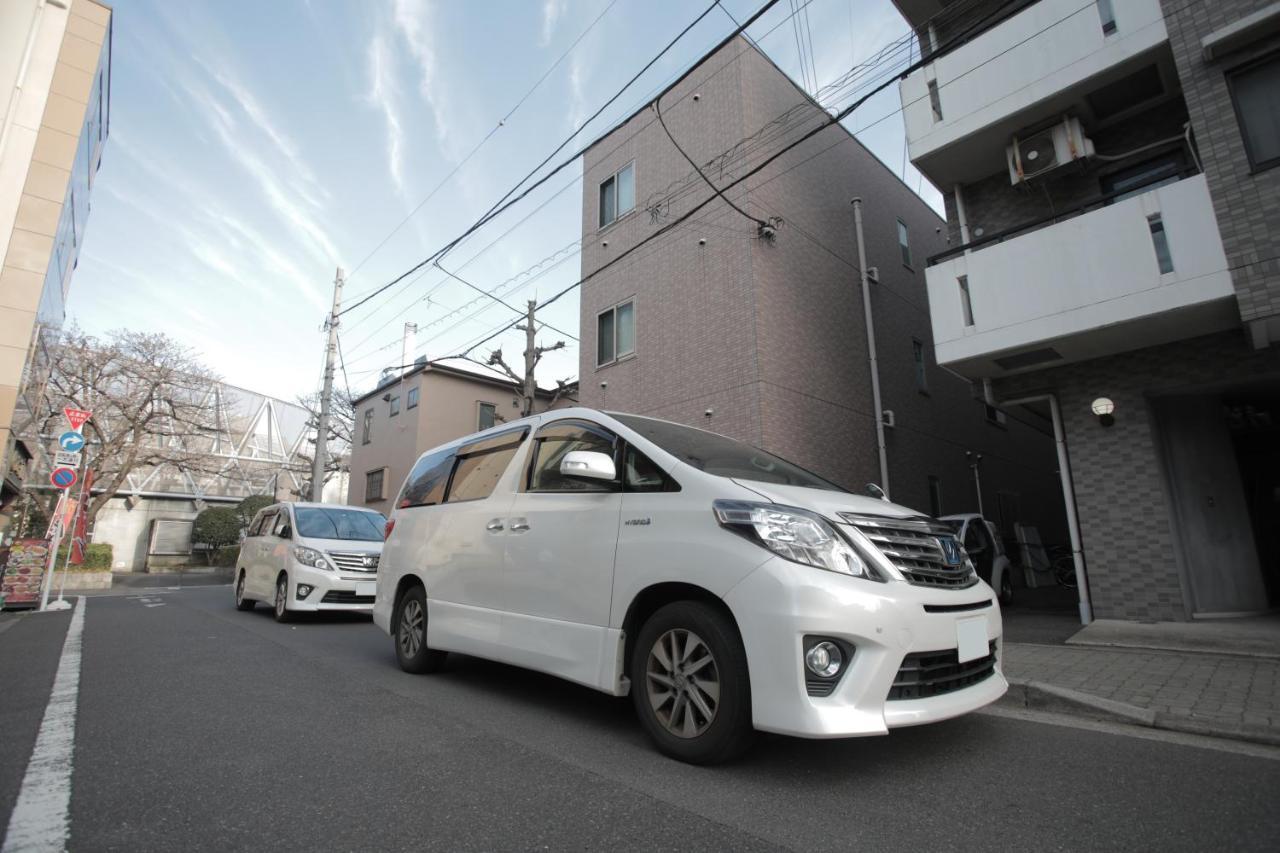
xmin=611 ymin=414 xmax=846 ymax=492
xmin=294 ymin=507 xmax=385 ymax=541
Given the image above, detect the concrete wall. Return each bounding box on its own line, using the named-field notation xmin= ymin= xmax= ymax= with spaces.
xmin=577 ymin=38 xmax=1066 ymax=537
xmin=92 ymin=494 xmax=224 ymax=572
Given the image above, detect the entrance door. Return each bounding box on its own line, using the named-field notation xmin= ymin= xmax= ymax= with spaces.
xmin=1154 ymin=396 xmax=1268 ymax=614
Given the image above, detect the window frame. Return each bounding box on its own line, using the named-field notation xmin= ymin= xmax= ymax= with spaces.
xmin=477 ymin=401 xmax=497 ymax=432
xmin=596 ymin=298 xmax=636 ymax=368
xmin=365 ymin=468 xmax=387 ymax=503
xmin=407 ymin=386 xmax=419 ymax=409
xmin=443 ymin=430 xmax=528 ymax=504
xmin=362 ymin=408 xmax=373 ymax=445
xmin=1226 ymin=51 xmax=1280 ymax=174
xmin=897 ymin=219 xmax=912 ymax=269
xmin=598 ymin=160 xmax=636 ymax=229
xmin=912 ymin=338 xmax=929 ymax=394
xmin=958 ymin=275 xmax=975 ymax=327
xmin=389 ymin=395 xmax=400 ymax=417
xmin=524 ymin=418 xmax=622 ymax=494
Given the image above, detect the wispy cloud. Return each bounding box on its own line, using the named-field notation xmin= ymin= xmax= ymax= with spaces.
xmin=367 ymin=33 xmax=406 ymax=195
xmin=540 ymin=0 xmax=568 ymax=46
xmin=391 ymin=0 xmax=460 ymax=159
xmin=568 ymin=53 xmax=587 ymax=131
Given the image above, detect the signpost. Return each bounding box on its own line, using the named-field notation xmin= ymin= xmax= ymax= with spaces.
xmin=35 ymin=407 xmax=93 ymax=611
xmin=54 ymin=450 xmax=82 ymax=467
xmin=63 ymin=407 xmax=91 ymax=431
xmin=50 ymin=467 xmax=77 ymax=489
xmin=58 ymin=431 xmax=86 ymax=452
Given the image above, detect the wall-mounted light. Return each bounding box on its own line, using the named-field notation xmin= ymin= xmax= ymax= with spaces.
xmin=1091 ymin=397 xmax=1116 ymax=427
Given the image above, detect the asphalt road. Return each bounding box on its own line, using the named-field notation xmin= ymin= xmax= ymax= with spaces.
xmin=3 ymin=588 xmax=1279 ymax=851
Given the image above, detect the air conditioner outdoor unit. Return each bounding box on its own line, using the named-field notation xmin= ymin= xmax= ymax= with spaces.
xmin=1007 ymin=117 xmax=1095 ymax=185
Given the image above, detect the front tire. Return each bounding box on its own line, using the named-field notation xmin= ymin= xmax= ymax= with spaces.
xmin=234 ymin=571 xmax=254 ymax=611
xmin=274 ymin=574 xmax=292 ymax=623
xmin=630 ymin=601 xmax=754 ymax=765
xmin=394 ymin=585 xmax=447 ymax=674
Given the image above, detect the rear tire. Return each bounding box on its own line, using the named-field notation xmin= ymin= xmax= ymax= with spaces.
xmin=630 ymin=601 xmax=754 ymax=765
xmin=274 ymin=574 xmax=292 ymax=623
xmin=234 ymin=571 xmax=254 ymax=611
xmin=394 ymin=585 xmax=447 ymax=674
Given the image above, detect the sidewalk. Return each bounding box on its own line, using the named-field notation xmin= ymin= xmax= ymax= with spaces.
xmin=999 ymin=611 xmax=1280 ymax=746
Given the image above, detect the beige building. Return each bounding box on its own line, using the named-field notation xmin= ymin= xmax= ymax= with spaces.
xmin=347 ymin=362 xmax=575 ymax=511
xmin=0 ymin=0 xmax=112 ymax=528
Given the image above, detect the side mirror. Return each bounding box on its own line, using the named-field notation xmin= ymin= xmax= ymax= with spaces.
xmin=865 ymin=483 xmax=888 ymax=501
xmin=560 ymin=450 xmax=616 ymax=482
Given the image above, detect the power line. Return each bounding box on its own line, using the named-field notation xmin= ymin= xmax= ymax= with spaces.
xmin=338 ymin=0 xmax=622 ymax=301
xmin=434 ymin=262 xmax=580 ymax=342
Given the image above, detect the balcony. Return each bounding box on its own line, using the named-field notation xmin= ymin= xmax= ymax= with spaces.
xmin=898 ymin=0 xmax=1170 ymax=186
xmin=925 ymin=174 xmax=1239 ymax=378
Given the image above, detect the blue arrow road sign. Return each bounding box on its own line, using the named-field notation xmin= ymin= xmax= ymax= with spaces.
xmin=58 ymin=431 xmax=85 ymax=452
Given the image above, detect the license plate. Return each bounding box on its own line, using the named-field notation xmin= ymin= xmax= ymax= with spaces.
xmin=956 ymin=616 xmax=988 ymax=663
xmin=356 ymin=582 xmax=376 ymax=597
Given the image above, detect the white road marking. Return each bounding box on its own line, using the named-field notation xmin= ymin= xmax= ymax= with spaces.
xmin=3 ymin=596 xmax=86 ymax=852
xmin=142 ymin=603 xmax=164 ymax=608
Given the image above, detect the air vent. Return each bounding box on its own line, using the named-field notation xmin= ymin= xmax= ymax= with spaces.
xmin=993 ymin=347 xmax=1063 ymax=370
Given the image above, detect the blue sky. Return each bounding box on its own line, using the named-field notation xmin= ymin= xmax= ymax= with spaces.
xmin=69 ymin=0 xmax=941 ymax=402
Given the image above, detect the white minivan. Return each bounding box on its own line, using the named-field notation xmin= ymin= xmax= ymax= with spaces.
xmin=375 ymin=409 xmax=1006 ymax=763
xmin=235 ymin=502 xmax=386 ymax=621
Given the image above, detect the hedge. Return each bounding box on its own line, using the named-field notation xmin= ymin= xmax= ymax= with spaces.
xmin=214 ymin=545 xmax=240 ymax=568
xmin=53 ymin=542 xmax=114 ymax=572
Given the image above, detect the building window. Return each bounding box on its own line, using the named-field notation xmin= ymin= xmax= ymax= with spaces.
xmin=927 ymin=80 xmax=942 ymax=121
xmin=928 ymin=476 xmax=943 ymax=518
xmin=985 ymin=403 xmax=1007 ymax=427
xmin=366 ymin=469 xmax=385 ymax=502
xmin=362 ymin=409 xmax=373 ymax=445
xmin=1227 ymin=53 xmax=1280 ymax=172
xmin=1100 ymin=154 xmax=1184 ymax=203
xmin=389 ymin=395 xmax=400 ymax=417
xmin=1148 ymin=214 xmax=1174 ymax=274
xmin=407 ymin=387 xmax=419 ymax=409
xmin=913 ymin=339 xmax=928 ymax=393
xmin=599 ymin=162 xmax=635 ymax=228
xmin=597 ymin=299 xmax=636 ymax=366
xmin=1096 ymin=0 xmax=1116 ymax=35
xmin=478 ymin=402 xmax=497 ymax=431
xmin=958 ymin=275 xmax=974 ymax=327
xmin=897 ymin=220 xmax=912 ymax=268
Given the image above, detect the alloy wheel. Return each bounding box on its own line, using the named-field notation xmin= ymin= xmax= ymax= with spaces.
xmin=235 ymin=576 xmax=245 ymax=606
xmin=399 ymin=598 xmax=425 ymax=659
xmin=275 ymin=579 xmax=286 ymax=618
xmin=645 ymin=628 xmax=720 ymax=738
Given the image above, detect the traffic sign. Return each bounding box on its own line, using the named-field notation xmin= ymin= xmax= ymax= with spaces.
xmin=58 ymin=431 xmax=86 ymax=452
xmin=63 ymin=407 xmax=91 ymax=431
xmin=54 ymin=451 xmax=82 ymax=467
xmin=50 ymin=467 xmax=78 ymax=489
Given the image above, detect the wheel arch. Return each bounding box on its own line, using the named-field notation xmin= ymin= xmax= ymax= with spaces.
xmin=620 ymin=582 xmax=743 ymax=678
xmin=392 ymin=573 xmax=426 ymax=618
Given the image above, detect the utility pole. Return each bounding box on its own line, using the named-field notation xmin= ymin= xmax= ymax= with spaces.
xmin=490 ymin=300 xmax=564 ymax=418
xmin=852 ymin=198 xmax=890 ymax=498
xmin=312 ymin=267 xmax=343 ymax=502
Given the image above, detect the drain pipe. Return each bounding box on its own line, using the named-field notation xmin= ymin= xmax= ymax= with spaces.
xmin=852 ymin=197 xmax=890 ymax=498
xmin=1001 ymin=391 xmax=1093 ymax=625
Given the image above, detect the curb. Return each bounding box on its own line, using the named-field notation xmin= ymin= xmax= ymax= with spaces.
xmin=998 ymin=679 xmax=1280 ymax=748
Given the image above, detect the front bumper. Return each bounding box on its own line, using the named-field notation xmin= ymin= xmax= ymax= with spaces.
xmin=287 ymin=564 xmax=378 ymax=613
xmin=724 ymin=556 xmax=1006 ymax=738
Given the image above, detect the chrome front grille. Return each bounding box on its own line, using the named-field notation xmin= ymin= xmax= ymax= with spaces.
xmin=326 ymin=551 xmax=380 ymax=573
xmin=837 ymin=514 xmax=977 ymax=590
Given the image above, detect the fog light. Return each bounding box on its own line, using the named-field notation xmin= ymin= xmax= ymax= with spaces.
xmin=296 ymin=584 xmax=314 ymax=600
xmin=805 ymin=641 xmax=843 ymax=678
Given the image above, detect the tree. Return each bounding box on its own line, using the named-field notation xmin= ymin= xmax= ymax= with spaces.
xmin=480 ymin=300 xmax=569 ymax=418
xmin=237 ymin=494 xmax=274 ymax=528
xmin=191 ymin=506 xmax=241 ymax=564
xmin=37 ymin=328 xmax=223 ymax=528
xmin=294 ymin=390 xmax=355 ymax=498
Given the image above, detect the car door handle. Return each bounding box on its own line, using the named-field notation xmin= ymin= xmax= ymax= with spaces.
xmin=509 ymin=518 xmax=530 ymax=532
xmin=485 ymin=519 xmax=504 ymax=532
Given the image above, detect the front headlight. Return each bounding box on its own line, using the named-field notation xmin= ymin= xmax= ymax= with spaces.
xmin=713 ymin=500 xmax=883 ymax=580
xmin=292 ymin=546 xmax=332 ymax=571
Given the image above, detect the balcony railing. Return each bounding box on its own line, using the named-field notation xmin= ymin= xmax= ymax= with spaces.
xmin=929 ymin=165 xmax=1201 ymax=266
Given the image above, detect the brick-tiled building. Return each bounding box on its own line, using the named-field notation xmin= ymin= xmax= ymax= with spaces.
xmin=576 ymin=36 xmax=1067 ymax=552
xmin=890 ymin=0 xmax=1280 ymax=620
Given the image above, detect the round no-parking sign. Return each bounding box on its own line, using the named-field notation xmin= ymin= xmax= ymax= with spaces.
xmin=51 ymin=467 xmax=78 ymax=489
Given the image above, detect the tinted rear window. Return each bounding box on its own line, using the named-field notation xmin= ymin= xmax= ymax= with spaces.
xmin=399 ymin=448 xmax=455 ymax=508
xmin=611 ymin=414 xmax=845 ymax=492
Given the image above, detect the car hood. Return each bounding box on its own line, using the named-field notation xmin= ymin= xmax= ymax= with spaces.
xmin=730 ymin=479 xmax=929 ymax=522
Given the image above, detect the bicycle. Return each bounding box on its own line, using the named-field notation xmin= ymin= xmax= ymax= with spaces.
xmin=1045 ymin=545 xmax=1078 ymax=589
